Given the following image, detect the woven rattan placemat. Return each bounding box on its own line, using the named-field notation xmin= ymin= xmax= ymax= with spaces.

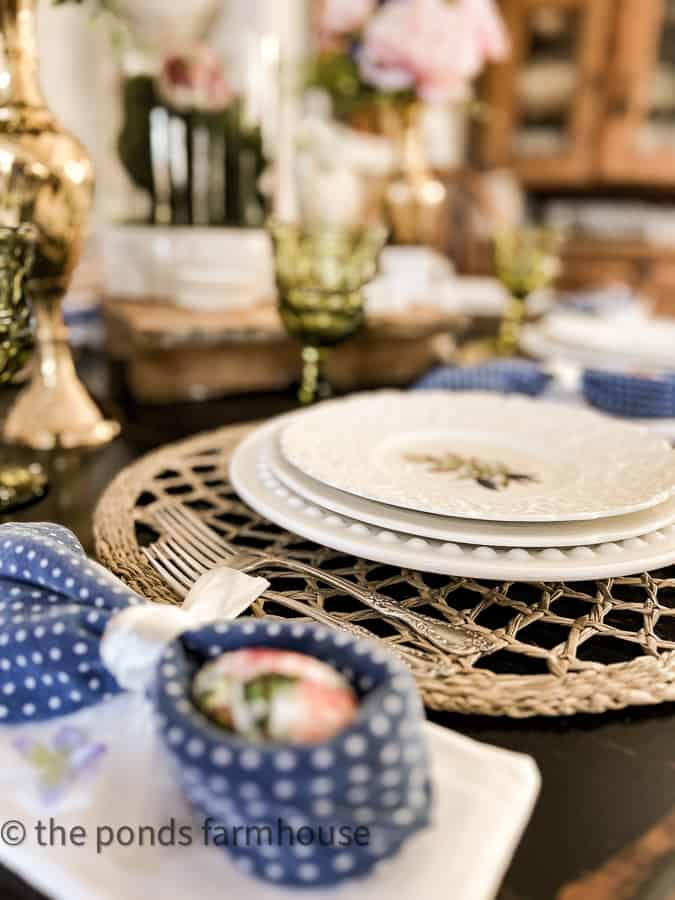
xmin=94 ymin=423 xmax=675 ymax=718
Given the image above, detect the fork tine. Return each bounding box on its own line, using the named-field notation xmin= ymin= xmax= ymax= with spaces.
xmin=151 ymin=508 xmax=227 ymax=566
xmin=150 ymin=540 xmax=209 ymax=582
xmin=164 ymin=521 xmax=226 ymax=568
xmin=162 ymin=536 xmax=221 ymax=574
xmin=143 ymin=543 xmax=195 ymax=583
xmin=153 ymin=504 xmax=233 ymax=556
xmin=143 ymin=546 xmax=194 ymax=598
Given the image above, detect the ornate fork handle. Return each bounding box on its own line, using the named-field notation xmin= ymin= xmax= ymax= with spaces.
xmin=265 ymin=590 xmax=465 ymax=678
xmin=232 ymin=551 xmax=492 ymax=657
xmin=357 ymin=591 xmax=493 ymax=656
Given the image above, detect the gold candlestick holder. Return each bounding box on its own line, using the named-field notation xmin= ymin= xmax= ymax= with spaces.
xmin=0 ymin=223 xmax=47 ymax=510
xmin=0 ymin=0 xmax=119 ymax=450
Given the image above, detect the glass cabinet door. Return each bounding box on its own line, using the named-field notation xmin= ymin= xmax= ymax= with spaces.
xmin=480 ymin=0 xmax=612 ymax=186
xmin=642 ymin=1 xmax=675 ymax=152
xmin=601 ymin=0 xmax=675 ymax=185
xmin=515 ymin=5 xmax=581 ymax=159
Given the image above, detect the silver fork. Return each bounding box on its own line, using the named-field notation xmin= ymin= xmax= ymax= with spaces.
xmin=143 ymin=501 xmax=494 ymax=657
xmin=143 ymin=533 xmax=472 ymax=678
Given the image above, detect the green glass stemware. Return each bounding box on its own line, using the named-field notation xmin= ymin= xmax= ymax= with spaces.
xmin=0 ymin=224 xmax=46 ymax=510
xmin=494 ymin=227 xmax=562 ymax=357
xmin=268 ymin=221 xmax=387 ymax=404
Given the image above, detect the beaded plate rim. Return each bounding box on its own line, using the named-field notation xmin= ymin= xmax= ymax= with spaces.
xmin=93 ymin=422 xmax=675 ymax=719
xmin=231 ymin=420 xmax=675 ymax=582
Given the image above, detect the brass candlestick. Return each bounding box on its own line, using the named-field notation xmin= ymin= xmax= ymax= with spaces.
xmin=0 ymin=0 xmax=119 ymax=450
xmin=0 ymin=223 xmax=46 ymax=510
xmin=380 ymin=102 xmax=447 ymax=249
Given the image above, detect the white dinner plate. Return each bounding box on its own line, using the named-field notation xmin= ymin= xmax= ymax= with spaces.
xmin=230 ymin=422 xmax=675 ymax=581
xmin=279 ymin=391 xmax=675 ymax=523
xmin=265 ymin=419 xmax=675 ymax=548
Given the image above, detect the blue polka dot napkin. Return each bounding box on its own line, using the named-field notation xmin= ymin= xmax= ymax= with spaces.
xmin=0 ymin=523 xmax=143 ymax=725
xmin=0 ymin=523 xmax=433 ymax=889
xmin=155 ymin=619 xmax=432 ymax=888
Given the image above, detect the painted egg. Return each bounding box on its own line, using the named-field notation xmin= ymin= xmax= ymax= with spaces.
xmin=192 ymin=647 xmax=359 ymax=744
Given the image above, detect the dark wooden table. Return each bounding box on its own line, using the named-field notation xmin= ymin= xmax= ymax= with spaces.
xmin=1 ymin=355 xmax=674 ymax=900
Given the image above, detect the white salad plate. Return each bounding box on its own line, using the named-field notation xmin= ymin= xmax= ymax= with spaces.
xmin=279 ymin=391 xmax=675 ymax=523
xmin=544 ymin=311 xmax=675 ymax=365
xmin=520 ymin=317 xmax=675 ymax=372
xmin=230 ymin=421 xmax=675 ymax=581
xmin=266 ymin=420 xmax=675 ymax=548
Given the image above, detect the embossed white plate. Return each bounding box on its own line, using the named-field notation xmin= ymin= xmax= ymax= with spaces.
xmin=231 ymin=421 xmax=675 ymax=581
xmin=265 ymin=421 xmax=675 ymax=548
xmin=521 ymin=320 xmax=675 ymax=373
xmin=279 ymin=392 xmax=675 ymax=523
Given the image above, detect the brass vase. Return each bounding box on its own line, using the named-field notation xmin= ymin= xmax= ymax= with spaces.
xmin=380 ymin=102 xmax=447 ymax=249
xmin=0 ymin=0 xmax=119 ymax=450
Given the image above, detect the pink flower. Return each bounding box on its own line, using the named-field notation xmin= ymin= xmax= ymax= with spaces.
xmin=320 ymin=0 xmax=376 ymax=35
xmin=359 ymin=0 xmax=509 ymax=104
xmin=158 ymin=47 xmax=232 ymax=113
xmin=460 ymin=0 xmax=510 ymax=62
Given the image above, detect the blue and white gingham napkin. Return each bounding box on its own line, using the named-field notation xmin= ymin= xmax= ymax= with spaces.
xmin=582 ymin=370 xmax=675 ymax=420
xmin=414 ymin=360 xmax=553 ymax=397
xmin=414 ymin=359 xmax=675 ymax=425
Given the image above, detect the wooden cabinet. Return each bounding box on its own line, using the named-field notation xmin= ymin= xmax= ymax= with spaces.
xmin=480 ymin=0 xmax=675 ymax=188
xmin=600 ymin=0 xmax=675 ymax=184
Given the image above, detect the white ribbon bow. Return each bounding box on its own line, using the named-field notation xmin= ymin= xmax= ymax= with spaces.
xmin=101 ymin=567 xmax=270 ymax=692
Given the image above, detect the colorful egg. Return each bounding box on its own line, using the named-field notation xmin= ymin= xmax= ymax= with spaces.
xmin=192 ymin=648 xmax=359 ymax=744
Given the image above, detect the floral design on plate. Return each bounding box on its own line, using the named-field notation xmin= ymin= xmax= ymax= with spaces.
xmin=279 ymin=391 xmax=675 ymax=522
xmin=14 ymin=726 xmax=107 ymax=805
xmin=404 ymin=451 xmax=536 ymax=491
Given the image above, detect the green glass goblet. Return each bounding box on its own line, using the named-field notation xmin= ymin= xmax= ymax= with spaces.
xmin=494 ymin=227 xmax=562 ymax=358
xmin=268 ymin=221 xmax=387 ymax=404
xmin=0 ymin=224 xmax=47 ymax=511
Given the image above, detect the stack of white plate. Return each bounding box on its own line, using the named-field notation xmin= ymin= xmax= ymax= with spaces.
xmin=230 ymin=391 xmax=675 ymax=582
xmin=520 ymin=309 xmax=675 ymax=372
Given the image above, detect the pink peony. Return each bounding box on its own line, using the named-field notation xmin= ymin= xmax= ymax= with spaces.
xmin=320 ymin=0 xmax=377 ymax=35
xmin=460 ymin=0 xmax=510 ymax=62
xmin=359 ymin=0 xmax=508 ymax=104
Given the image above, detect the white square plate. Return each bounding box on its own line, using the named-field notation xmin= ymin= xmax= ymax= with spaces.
xmin=0 ymin=697 xmax=539 ymax=900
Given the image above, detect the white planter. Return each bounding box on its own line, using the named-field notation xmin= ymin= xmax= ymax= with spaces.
xmin=101 ymin=225 xmax=275 ymax=311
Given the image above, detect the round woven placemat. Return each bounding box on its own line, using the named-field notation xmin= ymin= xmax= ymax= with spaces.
xmin=94 ymin=423 xmax=675 ymax=718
